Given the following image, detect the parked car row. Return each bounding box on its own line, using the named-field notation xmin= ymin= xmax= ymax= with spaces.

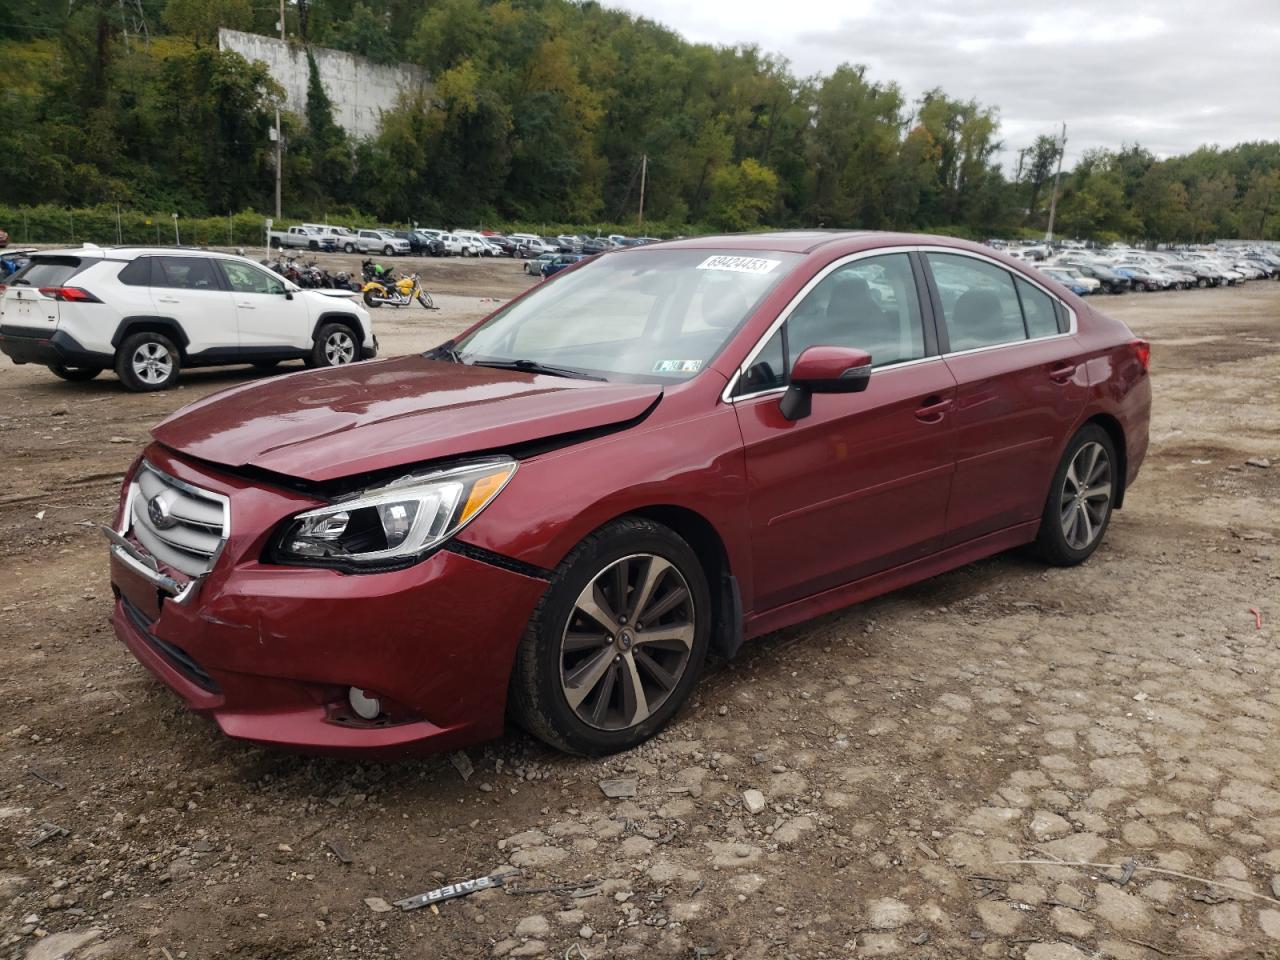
xmin=1032 ymin=246 xmax=1280 ymax=295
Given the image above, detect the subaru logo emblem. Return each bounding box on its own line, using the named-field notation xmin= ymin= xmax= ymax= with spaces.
xmin=148 ymin=494 xmax=178 ymax=530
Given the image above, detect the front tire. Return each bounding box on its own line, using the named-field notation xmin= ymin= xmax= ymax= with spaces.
xmin=509 ymin=518 xmax=712 ymax=756
xmin=115 ymin=332 xmax=180 ymax=392
xmin=343 ymin=242 xmax=355 ymax=254
xmin=48 ymin=364 xmax=102 ymax=382
xmin=383 ymin=245 xmax=394 ymax=256
xmin=1034 ymin=425 xmax=1117 ymax=566
xmin=307 ymin=322 xmax=358 ymax=368
xmin=417 ymin=291 xmax=434 ymax=309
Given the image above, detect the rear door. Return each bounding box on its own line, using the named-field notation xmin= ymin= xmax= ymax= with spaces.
xmin=732 ymin=251 xmax=959 ymax=611
xmin=216 ymin=259 xmax=311 ymax=352
xmin=921 ymin=251 xmax=1087 ymax=546
xmin=150 ymin=256 xmax=239 ymax=355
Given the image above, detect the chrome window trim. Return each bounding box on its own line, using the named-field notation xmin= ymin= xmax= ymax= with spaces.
xmin=721 ymin=244 xmax=1077 ymax=404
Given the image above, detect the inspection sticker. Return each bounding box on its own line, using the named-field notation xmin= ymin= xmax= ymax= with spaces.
xmin=696 ymin=255 xmax=782 ymax=274
xmin=653 ymin=359 xmax=704 ymax=374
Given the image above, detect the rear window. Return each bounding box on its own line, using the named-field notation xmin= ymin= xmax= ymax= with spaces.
xmin=117 ymin=257 xmax=152 ymax=286
xmin=8 ymin=256 xmax=83 ymax=288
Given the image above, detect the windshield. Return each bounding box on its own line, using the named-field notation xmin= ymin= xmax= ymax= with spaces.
xmin=454 ymin=248 xmax=800 ymax=382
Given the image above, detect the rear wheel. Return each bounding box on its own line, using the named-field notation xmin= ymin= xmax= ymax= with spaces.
xmin=362 ymin=291 xmax=382 ymax=308
xmin=115 ymin=332 xmax=180 ymax=392
xmin=48 ymin=364 xmax=101 ymax=382
xmin=1035 ymin=425 xmax=1117 ymax=566
xmin=509 ymin=518 xmax=711 ymax=755
xmin=308 ymin=322 xmax=358 ymax=368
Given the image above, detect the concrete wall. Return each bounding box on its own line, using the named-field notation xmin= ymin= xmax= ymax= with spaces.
xmin=218 ymin=29 xmax=428 ymax=141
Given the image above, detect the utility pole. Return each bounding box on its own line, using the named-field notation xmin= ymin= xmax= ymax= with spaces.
xmin=273 ymin=0 xmax=285 ymax=219
xmin=1044 ymin=122 xmax=1067 ymax=243
xmin=637 ymin=154 xmax=647 ymax=231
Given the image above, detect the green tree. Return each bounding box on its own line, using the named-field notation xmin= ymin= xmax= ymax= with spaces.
xmin=708 ymin=158 xmax=778 ymax=231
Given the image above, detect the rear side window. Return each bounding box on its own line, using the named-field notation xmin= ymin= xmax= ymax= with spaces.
xmin=1015 ymin=278 xmax=1060 ymax=338
xmin=117 ymin=258 xmax=152 ymax=286
xmin=155 ymin=257 xmax=221 ymax=291
xmin=8 ymin=256 xmax=83 ymax=287
xmin=927 ymin=253 xmax=1025 ymax=352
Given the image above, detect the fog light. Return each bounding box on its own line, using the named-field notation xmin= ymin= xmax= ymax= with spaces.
xmin=347 ymin=687 xmax=382 ymax=720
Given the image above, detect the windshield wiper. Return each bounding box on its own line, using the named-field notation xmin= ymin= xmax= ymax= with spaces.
xmin=470 ymin=358 xmax=606 ymax=381
xmin=423 ymin=339 xmax=463 ymax=363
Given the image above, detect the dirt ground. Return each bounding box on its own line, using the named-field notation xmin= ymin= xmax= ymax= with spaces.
xmin=1 ymin=256 xmax=1278 ymax=960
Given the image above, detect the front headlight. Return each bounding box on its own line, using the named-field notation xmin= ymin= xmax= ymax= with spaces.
xmin=273 ymin=458 xmax=516 ymax=570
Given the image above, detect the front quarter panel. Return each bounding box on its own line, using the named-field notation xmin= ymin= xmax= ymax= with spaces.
xmin=456 ymin=395 xmax=754 ymax=608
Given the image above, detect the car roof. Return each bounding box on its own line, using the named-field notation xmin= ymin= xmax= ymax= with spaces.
xmin=629 ymin=230 xmax=999 ymax=257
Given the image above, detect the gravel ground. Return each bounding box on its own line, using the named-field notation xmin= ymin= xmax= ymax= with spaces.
xmin=0 ymin=259 xmax=1278 ymax=960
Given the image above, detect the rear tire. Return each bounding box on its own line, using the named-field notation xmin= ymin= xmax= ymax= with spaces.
xmin=307 ymin=322 xmax=358 ymax=368
xmin=1034 ymin=424 xmax=1117 ymax=566
xmin=48 ymin=364 xmax=101 ymax=382
xmin=115 ymin=332 xmax=180 ymax=392
xmin=362 ymin=291 xmax=382 ymax=308
xmin=508 ymin=517 xmax=711 ymax=756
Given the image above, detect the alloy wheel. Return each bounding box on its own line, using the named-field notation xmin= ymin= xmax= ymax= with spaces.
xmin=324 ymin=330 xmax=356 ymax=365
xmin=1060 ymin=441 xmax=1112 ymax=550
xmin=560 ymin=553 xmax=695 ymax=731
xmin=131 ymin=342 xmax=173 ymax=384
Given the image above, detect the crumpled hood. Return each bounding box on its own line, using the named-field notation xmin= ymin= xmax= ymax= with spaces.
xmin=151 ymin=356 xmax=662 ymax=483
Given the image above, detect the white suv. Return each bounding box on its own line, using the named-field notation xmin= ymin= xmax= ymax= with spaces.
xmin=0 ymin=245 xmax=377 ymax=391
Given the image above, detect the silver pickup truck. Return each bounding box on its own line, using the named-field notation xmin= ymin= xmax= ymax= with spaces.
xmin=267 ymin=226 xmax=338 ymax=251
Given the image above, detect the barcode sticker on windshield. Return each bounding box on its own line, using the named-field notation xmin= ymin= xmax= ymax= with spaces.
xmin=696 ymin=256 xmax=782 ymax=274
xmin=653 ymin=360 xmax=703 ymax=374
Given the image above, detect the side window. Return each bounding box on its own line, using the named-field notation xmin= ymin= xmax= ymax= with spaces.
xmin=1015 ymin=277 xmax=1059 ymax=339
xmin=927 ymin=253 xmax=1026 ymax=351
xmin=786 ymin=253 xmax=925 ymax=370
xmin=155 ymin=257 xmax=220 ymax=291
xmin=117 ymin=257 xmax=152 ymax=286
xmin=736 ymin=327 xmax=786 ymax=395
xmin=219 ymin=260 xmax=284 ymax=295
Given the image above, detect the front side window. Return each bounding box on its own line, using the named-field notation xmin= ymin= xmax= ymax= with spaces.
xmin=927 ymin=253 xmax=1026 ymax=351
xmin=219 ymin=260 xmax=284 ymax=295
xmin=155 ymin=256 xmax=220 ymax=291
xmin=786 ymin=254 xmax=926 ymax=370
xmin=731 ymin=253 xmax=926 ymax=398
xmin=456 ymin=249 xmax=800 ymax=382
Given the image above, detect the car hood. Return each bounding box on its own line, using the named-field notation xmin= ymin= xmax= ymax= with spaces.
xmin=151 ymin=357 xmax=662 ymax=483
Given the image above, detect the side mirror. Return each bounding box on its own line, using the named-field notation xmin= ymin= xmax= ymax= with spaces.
xmin=779 ymin=346 xmax=873 ymax=421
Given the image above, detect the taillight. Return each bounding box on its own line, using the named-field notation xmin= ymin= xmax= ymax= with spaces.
xmin=1132 ymin=339 xmax=1150 ymax=372
xmin=37 ymin=286 xmax=101 ymax=303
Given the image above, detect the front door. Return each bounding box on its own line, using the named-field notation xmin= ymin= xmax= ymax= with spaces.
xmin=732 ymin=252 xmax=959 ymax=612
xmin=216 ymin=260 xmax=311 ymax=354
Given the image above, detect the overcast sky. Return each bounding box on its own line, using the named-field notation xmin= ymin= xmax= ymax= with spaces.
xmin=605 ymin=0 xmax=1280 ymax=172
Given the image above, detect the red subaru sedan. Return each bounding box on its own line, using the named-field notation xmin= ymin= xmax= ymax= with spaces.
xmin=106 ymin=232 xmax=1150 ymax=757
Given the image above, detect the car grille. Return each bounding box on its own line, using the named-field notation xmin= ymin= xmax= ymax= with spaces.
xmin=126 ymin=463 xmax=230 ymax=578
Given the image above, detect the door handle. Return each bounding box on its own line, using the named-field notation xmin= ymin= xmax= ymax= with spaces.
xmin=155 ymin=297 xmax=179 ymax=304
xmin=914 ymin=395 xmax=953 ymax=423
xmin=237 ymin=303 xmax=256 ymax=309
xmin=1049 ymin=361 xmax=1077 ymax=383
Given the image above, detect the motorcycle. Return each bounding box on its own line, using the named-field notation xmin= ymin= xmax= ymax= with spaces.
xmin=361 ymin=271 xmax=435 ymax=309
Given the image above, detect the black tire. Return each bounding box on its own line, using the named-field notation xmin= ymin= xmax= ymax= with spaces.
xmin=115 ymin=331 xmax=181 ymax=392
xmin=508 ymin=517 xmax=712 ymax=756
xmin=343 ymin=242 xmax=355 ymax=254
xmin=48 ymin=364 xmax=101 ymax=382
xmin=362 ymin=291 xmax=382 ymax=308
xmin=252 ymin=359 xmax=281 ymax=370
xmin=382 ymin=245 xmax=392 ymax=256
xmin=1034 ymin=424 xmax=1118 ymax=567
xmin=307 ymin=322 xmax=359 ymax=369
xmin=270 ymin=237 xmax=281 ymax=248
xmin=1197 ymin=278 xmax=1208 ymax=288
xmin=417 ymin=290 xmax=434 ymax=309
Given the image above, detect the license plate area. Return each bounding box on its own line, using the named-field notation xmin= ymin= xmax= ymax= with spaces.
xmin=109 ymin=545 xmax=165 ymax=621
